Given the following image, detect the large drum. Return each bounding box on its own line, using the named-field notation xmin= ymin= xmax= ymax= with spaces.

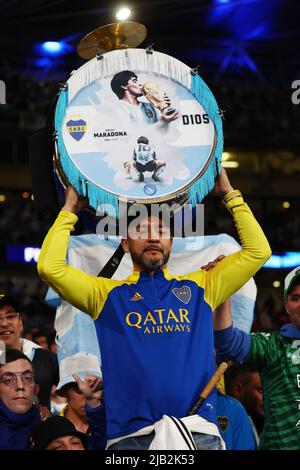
xmin=54 ymin=48 xmax=223 ymax=215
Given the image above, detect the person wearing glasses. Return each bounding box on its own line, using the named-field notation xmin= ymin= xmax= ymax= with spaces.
xmin=0 ymin=349 xmax=40 ymax=449
xmin=0 ymin=350 xmax=106 ymax=450
xmin=0 ymin=295 xmax=59 ymax=416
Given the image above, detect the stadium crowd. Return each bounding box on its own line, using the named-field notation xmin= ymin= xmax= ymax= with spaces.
xmin=0 ymin=74 xmax=299 ymax=452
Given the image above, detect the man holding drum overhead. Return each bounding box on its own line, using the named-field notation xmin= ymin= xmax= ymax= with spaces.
xmin=38 ymin=168 xmax=271 ymax=450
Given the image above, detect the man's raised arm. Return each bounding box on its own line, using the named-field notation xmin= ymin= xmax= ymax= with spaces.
xmin=202 ymin=168 xmax=272 ymax=310
xmin=37 ymin=186 xmax=104 ymax=318
xmin=213 ymin=298 xmax=251 ymax=364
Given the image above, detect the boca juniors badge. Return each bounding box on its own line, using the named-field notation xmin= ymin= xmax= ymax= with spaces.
xmin=66 ymin=119 xmax=87 ymax=141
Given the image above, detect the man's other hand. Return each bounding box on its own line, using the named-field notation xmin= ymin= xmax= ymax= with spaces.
xmin=211 ymin=167 xmax=234 ymax=197
xmin=62 ymin=186 xmax=88 ymax=214
xmin=201 ymin=255 xmax=226 ymax=271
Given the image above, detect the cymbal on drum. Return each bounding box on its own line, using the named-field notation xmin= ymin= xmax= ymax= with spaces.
xmin=77 ymin=21 xmax=147 ymax=60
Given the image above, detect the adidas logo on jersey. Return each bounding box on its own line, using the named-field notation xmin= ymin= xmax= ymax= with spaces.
xmin=131 ymin=292 xmax=144 ymax=301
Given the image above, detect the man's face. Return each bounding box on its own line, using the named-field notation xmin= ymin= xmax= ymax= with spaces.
xmin=46 ymin=435 xmax=85 ymax=450
xmin=122 ymin=76 xmax=143 ymax=97
xmin=121 ymin=216 xmax=173 ymax=272
xmin=66 ymin=386 xmax=87 ymax=418
xmin=285 ymin=284 xmax=300 ymax=329
xmin=0 ymin=304 xmax=22 ymax=349
xmin=240 ymin=372 xmax=264 ymax=418
xmin=0 ymin=359 xmax=38 ymax=414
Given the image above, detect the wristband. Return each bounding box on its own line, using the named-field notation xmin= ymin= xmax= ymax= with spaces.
xmin=223 ymin=189 xmax=242 ymax=203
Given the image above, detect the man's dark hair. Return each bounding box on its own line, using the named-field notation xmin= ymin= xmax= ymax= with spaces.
xmin=0 ymin=348 xmax=32 ymax=367
xmin=137 ymin=136 xmax=149 ymax=145
xmin=0 ymin=295 xmax=20 ymax=312
xmin=110 ymin=70 xmax=137 ymax=99
xmin=224 ymin=363 xmax=260 ymax=394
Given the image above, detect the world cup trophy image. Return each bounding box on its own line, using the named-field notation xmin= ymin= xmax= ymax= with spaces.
xmin=123 ymin=161 xmax=132 ymax=179
xmin=142 ymin=81 xmax=176 ymax=116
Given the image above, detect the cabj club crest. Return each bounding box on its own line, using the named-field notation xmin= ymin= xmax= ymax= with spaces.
xmin=217 ymin=416 xmax=229 ymax=432
xmin=66 ymin=119 xmax=87 ymax=141
xmin=172 ymin=286 xmax=191 ymax=304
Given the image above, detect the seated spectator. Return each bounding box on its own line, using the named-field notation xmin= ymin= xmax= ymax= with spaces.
xmin=0 ymin=349 xmax=40 ymax=450
xmin=35 ymin=374 xmax=106 ymax=450
xmin=57 ymin=378 xmax=90 ymax=434
xmin=224 ymin=363 xmax=264 ymax=445
xmin=56 ymin=374 xmax=106 ymax=448
xmin=216 ymin=390 xmax=256 ymax=450
xmin=0 ymin=295 xmax=59 ymax=412
xmin=214 ymin=267 xmax=300 ymax=449
xmin=30 ymin=415 xmax=87 ymax=450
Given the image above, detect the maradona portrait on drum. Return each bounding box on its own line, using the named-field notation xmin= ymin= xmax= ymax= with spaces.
xmin=110 ymin=70 xmax=179 ymax=125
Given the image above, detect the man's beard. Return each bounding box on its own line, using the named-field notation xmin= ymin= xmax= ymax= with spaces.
xmin=130 ymin=250 xmax=170 ymax=272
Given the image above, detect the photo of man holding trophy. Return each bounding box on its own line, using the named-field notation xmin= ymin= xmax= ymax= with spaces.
xmin=110 ymin=70 xmax=179 ymax=126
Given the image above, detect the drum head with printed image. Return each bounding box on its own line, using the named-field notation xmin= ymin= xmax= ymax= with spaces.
xmin=55 ymin=49 xmax=221 ymax=210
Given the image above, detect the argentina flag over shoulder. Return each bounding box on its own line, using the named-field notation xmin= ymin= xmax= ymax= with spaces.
xmin=46 ymin=232 xmax=257 ymax=387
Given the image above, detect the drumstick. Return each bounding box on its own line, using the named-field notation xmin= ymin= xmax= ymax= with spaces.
xmin=188 ymin=360 xmax=233 ymax=416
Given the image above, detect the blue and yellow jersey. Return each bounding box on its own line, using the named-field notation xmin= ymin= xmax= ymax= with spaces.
xmin=216 ymin=392 xmax=256 ymax=450
xmin=38 ymin=195 xmax=271 ymax=440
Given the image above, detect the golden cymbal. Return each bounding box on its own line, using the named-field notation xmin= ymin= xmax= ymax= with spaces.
xmin=77 ymin=21 xmax=147 ymax=60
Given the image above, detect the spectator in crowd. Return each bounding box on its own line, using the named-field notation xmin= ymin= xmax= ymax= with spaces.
xmin=30 ymin=415 xmax=87 ymax=450
xmin=201 ymin=257 xmax=256 ymax=450
xmin=224 ymin=363 xmax=264 ymax=445
xmin=0 ymin=349 xmax=40 ymax=450
xmin=0 ymin=294 xmax=59 ymax=413
xmin=31 ymin=374 xmax=106 ymax=450
xmin=214 ymin=267 xmax=300 ymax=449
xmin=216 ymin=391 xmax=256 ymax=450
xmin=38 ymin=168 xmax=271 ymax=450
xmin=56 ymin=374 xmax=103 ymax=435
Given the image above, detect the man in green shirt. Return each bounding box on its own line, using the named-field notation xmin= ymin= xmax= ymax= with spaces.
xmin=214 ymin=266 xmax=300 ymax=450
